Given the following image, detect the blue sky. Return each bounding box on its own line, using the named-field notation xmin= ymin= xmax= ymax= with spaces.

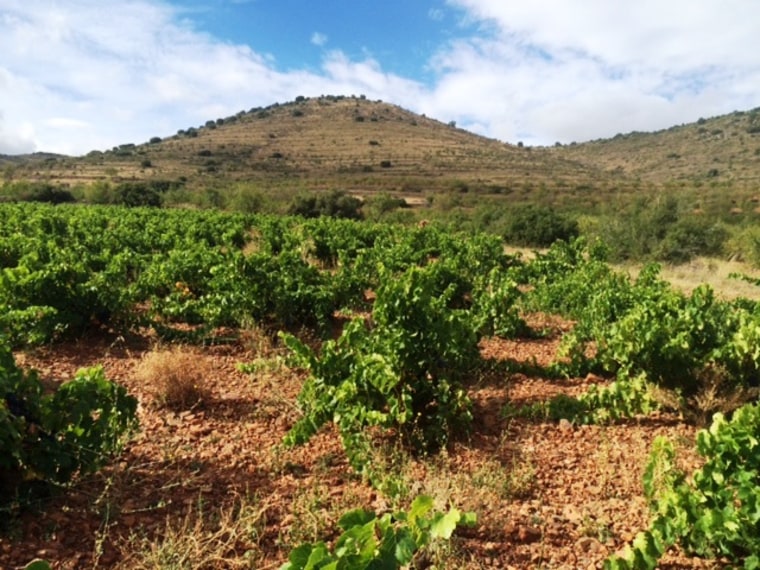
xmin=1 ymin=0 xmax=759 ymax=155
xmin=177 ymin=0 xmax=467 ymax=80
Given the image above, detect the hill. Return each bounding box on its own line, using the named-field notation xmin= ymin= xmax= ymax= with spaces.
xmin=3 ymin=96 xmax=618 ymax=204
xmin=4 ymin=97 xmax=760 ymax=216
xmin=555 ymin=108 xmax=760 ymax=186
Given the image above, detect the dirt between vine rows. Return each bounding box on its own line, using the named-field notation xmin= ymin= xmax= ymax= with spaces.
xmin=2 ymin=321 xmax=722 ymax=570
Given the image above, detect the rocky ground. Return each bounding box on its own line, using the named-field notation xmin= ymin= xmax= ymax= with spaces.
xmin=1 ymin=321 xmax=721 ymax=569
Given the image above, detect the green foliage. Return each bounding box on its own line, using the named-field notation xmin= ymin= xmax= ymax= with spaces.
xmin=23 ymin=561 xmax=52 ymax=570
xmin=653 ymin=216 xmax=727 ymax=263
xmin=225 ymin=184 xmax=265 ymax=213
xmin=0 ymin=244 xmax=127 ymax=342
xmin=520 ymin=238 xmax=627 ymax=321
xmin=606 ymin=403 xmax=760 ymax=569
xmin=280 ymin=263 xmax=479 ymax=473
xmin=600 ymin=284 xmax=740 ymax=395
xmin=0 ymin=182 xmax=75 ymax=204
xmin=111 ymin=181 xmax=162 ymax=207
xmin=365 ymin=193 xmax=409 ymax=218
xmin=726 ymin=225 xmax=760 ymax=267
xmin=0 ymin=343 xmax=137 ymax=506
xmin=471 ymin=267 xmax=528 ymax=338
xmin=0 ymin=204 xmax=343 ymax=344
xmin=503 ymin=204 xmax=579 ymax=247
xmin=518 ymin=374 xmax=659 ymax=424
xmin=521 ymin=239 xmax=760 ymax=417
xmin=598 ymin=196 xmax=728 ymax=263
xmin=289 ymin=190 xmax=363 ymax=220
xmin=281 ymin=495 xmax=476 ymax=570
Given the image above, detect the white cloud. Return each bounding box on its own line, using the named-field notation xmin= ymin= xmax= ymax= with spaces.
xmin=311 ymin=32 xmax=328 ymax=47
xmin=1 ymin=0 xmax=758 ymax=155
xmin=0 ymin=111 xmax=37 ymax=155
xmin=431 ymin=0 xmax=760 ymax=144
xmin=46 ymin=118 xmax=92 ymax=129
xmin=321 ymin=51 xmax=426 ymax=104
xmin=0 ymin=1 xmax=425 ymax=155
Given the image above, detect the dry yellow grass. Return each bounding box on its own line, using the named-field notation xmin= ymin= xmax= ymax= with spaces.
xmin=135 ymin=346 xmax=213 ymax=410
xmin=621 ymin=256 xmax=760 ymax=300
xmin=116 ymin=495 xmax=269 ymax=570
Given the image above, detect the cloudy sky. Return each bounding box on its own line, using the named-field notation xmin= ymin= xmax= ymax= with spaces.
xmin=1 ymin=0 xmax=759 ymax=155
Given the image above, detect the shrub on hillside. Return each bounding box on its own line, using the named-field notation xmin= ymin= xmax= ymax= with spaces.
xmin=599 ymin=196 xmax=728 ymax=262
xmin=288 ymin=190 xmax=363 ymax=220
xmin=1 ymin=182 xmax=75 ymax=204
xmin=655 ymin=217 xmax=727 ymax=263
xmin=724 ymin=225 xmax=760 ymax=266
xmin=504 ymin=204 xmax=579 ymax=247
xmin=111 ymin=182 xmax=162 ymax=207
xmin=366 ymin=193 xmax=409 ymax=217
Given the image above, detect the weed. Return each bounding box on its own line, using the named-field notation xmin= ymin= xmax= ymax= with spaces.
xmin=117 ymin=494 xmax=268 ymax=569
xmin=365 ymin=440 xmax=414 ymax=504
xmin=135 ymin=346 xmax=212 ymax=411
xmin=580 ymin=515 xmax=615 ymax=544
xmin=237 ymin=321 xmax=278 ymax=357
xmin=653 ymin=365 xmax=760 ymax=426
xmin=283 ymin=482 xmax=363 ymax=549
xmin=471 ymin=456 xmax=536 ymax=501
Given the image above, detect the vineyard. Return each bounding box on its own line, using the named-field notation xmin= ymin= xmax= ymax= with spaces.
xmin=2 ymin=202 xmax=760 ymax=568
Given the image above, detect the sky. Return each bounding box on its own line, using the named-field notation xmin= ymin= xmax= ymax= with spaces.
xmin=1 ymin=0 xmax=759 ymax=156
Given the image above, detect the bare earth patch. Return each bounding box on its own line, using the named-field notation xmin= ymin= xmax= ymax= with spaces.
xmin=1 ymin=326 xmax=720 ymax=569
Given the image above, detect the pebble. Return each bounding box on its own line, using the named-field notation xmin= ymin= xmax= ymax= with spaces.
xmin=518 ymin=525 xmax=542 ymax=543
xmin=562 ymin=504 xmax=583 ymax=523
xmin=576 ymin=536 xmax=603 ymax=553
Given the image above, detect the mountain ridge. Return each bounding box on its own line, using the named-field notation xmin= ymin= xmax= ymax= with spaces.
xmin=3 ymin=96 xmax=759 ymax=210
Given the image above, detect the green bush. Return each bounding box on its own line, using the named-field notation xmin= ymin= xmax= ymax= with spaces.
xmin=599 ymin=196 xmax=727 ymax=263
xmin=1 ymin=344 xmax=137 ymax=507
xmin=606 ymin=403 xmax=760 ymax=569
xmin=288 ymin=190 xmax=363 ymax=220
xmin=725 ymin=225 xmax=760 ymax=266
xmin=654 ymin=217 xmax=727 ymax=263
xmin=225 ymin=185 xmax=265 ymax=213
xmin=366 ymin=193 xmax=408 ymax=217
xmin=111 ymin=182 xmax=162 ymax=207
xmin=281 ymin=495 xmax=475 ymax=570
xmin=504 ymin=204 xmax=579 ymax=247
xmin=0 ymin=182 xmax=75 ymax=204
xmin=279 ymin=263 xmax=479 ymax=473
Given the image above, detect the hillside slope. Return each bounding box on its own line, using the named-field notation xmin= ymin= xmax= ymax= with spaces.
xmin=5 ymin=96 xmax=614 ymax=197
xmin=6 ymin=98 xmax=760 ymax=214
xmin=555 ymin=108 xmax=760 ymax=192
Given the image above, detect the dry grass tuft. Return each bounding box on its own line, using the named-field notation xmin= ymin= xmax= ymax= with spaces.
xmin=238 ymin=322 xmax=278 ymax=357
xmin=117 ymin=496 xmax=268 ymax=569
xmin=136 ymin=346 xmax=212 ymax=411
xmin=653 ymin=366 xmax=760 ymax=426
